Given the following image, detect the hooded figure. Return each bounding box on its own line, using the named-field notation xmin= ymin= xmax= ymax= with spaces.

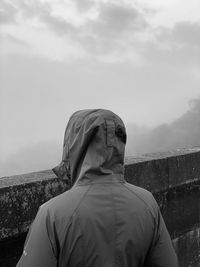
xmin=17 ymin=109 xmax=178 ymax=267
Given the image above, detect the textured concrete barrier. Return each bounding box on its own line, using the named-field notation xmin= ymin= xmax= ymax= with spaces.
xmin=0 ymin=148 xmax=200 ymax=266
xmin=0 ymin=170 xmax=68 ymax=240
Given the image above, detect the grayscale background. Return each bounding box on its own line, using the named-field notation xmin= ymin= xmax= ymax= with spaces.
xmin=0 ymin=0 xmax=200 ymax=177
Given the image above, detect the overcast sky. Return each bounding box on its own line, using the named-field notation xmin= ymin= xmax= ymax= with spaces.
xmin=0 ymin=0 xmax=200 ymax=175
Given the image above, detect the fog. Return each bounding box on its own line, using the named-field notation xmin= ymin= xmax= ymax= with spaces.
xmin=0 ymin=141 xmax=62 ymax=177
xmin=1 ymin=98 xmax=200 ymax=177
xmin=126 ymin=97 xmax=200 ymax=156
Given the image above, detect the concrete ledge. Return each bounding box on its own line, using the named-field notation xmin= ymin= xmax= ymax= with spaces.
xmin=125 ymin=147 xmax=200 ymax=192
xmin=0 ymin=170 xmax=68 ymax=240
xmin=0 ymin=148 xmax=200 ymax=266
xmin=1 ymin=148 xmax=200 ymax=240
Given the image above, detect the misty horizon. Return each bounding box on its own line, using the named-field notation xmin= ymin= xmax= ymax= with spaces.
xmin=1 ymin=97 xmax=200 ymax=177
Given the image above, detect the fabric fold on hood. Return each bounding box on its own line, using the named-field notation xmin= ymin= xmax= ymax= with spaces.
xmin=53 ymin=109 xmax=127 ymax=187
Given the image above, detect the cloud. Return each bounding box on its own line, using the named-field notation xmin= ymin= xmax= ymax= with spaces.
xmin=75 ymin=2 xmax=149 ymax=61
xmin=13 ymin=0 xmax=50 ymax=19
xmin=74 ymin=0 xmax=95 ymax=13
xmin=40 ymin=13 xmax=76 ymax=36
xmin=0 ymin=0 xmax=51 ymax=26
xmin=39 ymin=1 xmax=148 ymax=36
xmin=140 ymin=21 xmax=200 ymax=69
xmin=157 ymin=21 xmax=200 ymax=47
xmin=0 ymin=0 xmax=18 ymax=24
xmin=17 ymin=1 xmax=148 ymax=62
xmin=94 ymin=2 xmax=148 ymax=35
xmin=172 ymin=22 xmax=200 ymax=47
xmin=0 ymin=0 xmax=199 ymax=65
xmin=39 ymin=2 xmax=148 ymax=41
xmin=0 ymin=0 xmax=177 ymax=64
xmin=2 ymin=33 xmax=28 ymax=46
xmin=0 ymin=32 xmax=31 ymax=58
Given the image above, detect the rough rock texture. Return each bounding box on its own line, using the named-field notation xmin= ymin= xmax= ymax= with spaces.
xmin=0 ymin=170 xmax=68 ymax=240
xmin=173 ymin=227 xmax=200 ymax=267
xmin=0 ymin=148 xmax=200 ymax=267
xmin=125 ymin=147 xmax=200 ymax=191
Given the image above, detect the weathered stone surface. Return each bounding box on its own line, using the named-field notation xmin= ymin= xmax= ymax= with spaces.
xmin=0 ymin=170 xmax=68 ymax=240
xmin=168 ymin=152 xmax=200 ymax=187
xmin=154 ymin=182 xmax=200 ymax=239
xmin=0 ymin=148 xmax=200 ymax=267
xmin=125 ymin=158 xmax=169 ymax=192
xmin=173 ymin=227 xmax=200 ymax=267
xmin=125 ymin=147 xmax=200 ymax=192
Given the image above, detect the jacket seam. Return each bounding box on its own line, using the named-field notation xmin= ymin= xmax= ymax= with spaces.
xmin=46 ymin=209 xmax=59 ymax=259
xmin=76 ymin=215 xmax=86 ymax=267
xmin=110 ymin=185 xmax=120 ymax=267
xmin=73 ymin=185 xmax=92 ymax=215
xmin=60 ymin=185 xmax=92 ymax=248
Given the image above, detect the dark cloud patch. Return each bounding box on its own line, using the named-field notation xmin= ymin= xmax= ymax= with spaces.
xmin=126 ymin=98 xmax=200 ymax=156
xmin=76 ymin=2 xmax=149 ymax=57
xmin=0 ymin=0 xmax=18 ymax=25
xmin=157 ymin=21 xmax=200 ymax=48
xmin=41 ymin=13 xmax=75 ymax=36
xmin=85 ymin=1 xmax=148 ymax=50
xmin=96 ymin=2 xmax=147 ymax=34
xmin=13 ymin=0 xmax=77 ymax=37
xmin=3 ymin=33 xmax=29 ymax=47
xmin=0 ymin=0 xmax=77 ymax=41
xmin=15 ymin=0 xmax=75 ymax=35
xmin=172 ymin=22 xmax=200 ymax=47
xmin=14 ymin=0 xmax=50 ymax=19
xmin=74 ymin=0 xmax=95 ymax=13
xmin=0 ymin=0 xmax=51 ymax=27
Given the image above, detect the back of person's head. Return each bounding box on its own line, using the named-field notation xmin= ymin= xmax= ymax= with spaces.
xmin=53 ymin=109 xmax=127 ymax=187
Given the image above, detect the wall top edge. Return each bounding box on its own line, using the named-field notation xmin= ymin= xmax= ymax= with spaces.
xmin=125 ymin=147 xmax=200 ymax=165
xmin=0 ymin=170 xmax=56 ymax=188
xmin=1 ymin=147 xmax=200 ymax=188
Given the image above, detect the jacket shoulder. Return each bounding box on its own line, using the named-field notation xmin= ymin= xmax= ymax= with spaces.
xmin=39 ymin=185 xmax=90 ymax=220
xmin=123 ymin=182 xmax=159 ymax=215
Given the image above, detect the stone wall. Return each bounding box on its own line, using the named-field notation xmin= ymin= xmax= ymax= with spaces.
xmin=0 ymin=148 xmax=200 ymax=266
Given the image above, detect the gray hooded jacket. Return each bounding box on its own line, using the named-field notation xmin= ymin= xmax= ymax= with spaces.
xmin=16 ymin=109 xmax=178 ymax=267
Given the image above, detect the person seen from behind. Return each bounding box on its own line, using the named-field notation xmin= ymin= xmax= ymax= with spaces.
xmin=16 ymin=109 xmax=178 ymax=267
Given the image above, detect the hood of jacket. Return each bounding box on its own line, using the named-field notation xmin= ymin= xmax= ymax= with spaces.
xmin=53 ymin=109 xmax=127 ymax=187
